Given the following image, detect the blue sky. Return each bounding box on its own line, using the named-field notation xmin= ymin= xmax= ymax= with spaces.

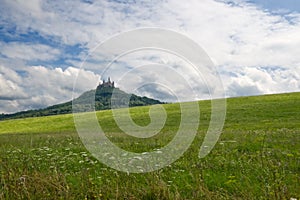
xmin=249 ymin=0 xmax=300 ymax=13
xmin=0 ymin=0 xmax=300 ymax=113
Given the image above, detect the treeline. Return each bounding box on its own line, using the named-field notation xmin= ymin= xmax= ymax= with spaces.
xmin=0 ymin=87 xmax=163 ymax=121
xmin=0 ymin=102 xmax=73 ymax=121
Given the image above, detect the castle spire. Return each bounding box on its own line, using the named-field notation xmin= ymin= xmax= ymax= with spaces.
xmin=98 ymin=77 xmax=115 ymax=88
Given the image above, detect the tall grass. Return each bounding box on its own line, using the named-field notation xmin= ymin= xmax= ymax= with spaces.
xmin=0 ymin=92 xmax=299 ymax=199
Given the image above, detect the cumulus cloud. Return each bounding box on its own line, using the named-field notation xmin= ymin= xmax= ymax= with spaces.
xmin=0 ymin=77 xmax=27 ymax=100
xmin=1 ymin=0 xmax=300 ymax=113
xmin=0 ymin=65 xmax=100 ymax=113
xmin=223 ymin=67 xmax=300 ymax=97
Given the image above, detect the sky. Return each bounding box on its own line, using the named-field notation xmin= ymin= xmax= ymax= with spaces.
xmin=0 ymin=0 xmax=300 ymax=114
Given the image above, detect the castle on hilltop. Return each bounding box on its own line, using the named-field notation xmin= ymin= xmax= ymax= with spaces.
xmin=98 ymin=77 xmax=115 ymax=88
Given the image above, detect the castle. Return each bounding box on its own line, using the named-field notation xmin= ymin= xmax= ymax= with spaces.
xmin=98 ymin=77 xmax=115 ymax=88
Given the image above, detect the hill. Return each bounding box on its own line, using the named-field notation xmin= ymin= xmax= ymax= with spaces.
xmin=0 ymin=92 xmax=299 ymax=199
xmin=0 ymin=92 xmax=299 ymax=134
xmin=0 ymin=81 xmax=163 ymax=121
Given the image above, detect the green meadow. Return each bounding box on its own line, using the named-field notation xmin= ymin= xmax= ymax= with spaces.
xmin=0 ymin=93 xmax=299 ymax=199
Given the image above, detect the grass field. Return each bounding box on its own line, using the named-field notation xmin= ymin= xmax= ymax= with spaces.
xmin=0 ymin=92 xmax=299 ymax=199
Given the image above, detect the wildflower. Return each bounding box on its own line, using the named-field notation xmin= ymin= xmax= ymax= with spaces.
xmin=18 ymin=175 xmax=26 ymax=185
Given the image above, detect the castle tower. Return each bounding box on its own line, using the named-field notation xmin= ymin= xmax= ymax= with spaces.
xmin=98 ymin=77 xmax=115 ymax=88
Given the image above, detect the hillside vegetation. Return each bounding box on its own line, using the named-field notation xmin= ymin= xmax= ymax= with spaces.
xmin=0 ymin=86 xmax=163 ymax=121
xmin=0 ymin=92 xmax=299 ymax=199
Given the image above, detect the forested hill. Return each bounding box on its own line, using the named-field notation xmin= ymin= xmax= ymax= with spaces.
xmin=0 ymin=86 xmax=163 ymax=121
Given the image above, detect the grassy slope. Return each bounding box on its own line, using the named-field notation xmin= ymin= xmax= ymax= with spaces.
xmin=0 ymin=92 xmax=299 ymax=199
xmin=0 ymin=92 xmax=299 ymax=134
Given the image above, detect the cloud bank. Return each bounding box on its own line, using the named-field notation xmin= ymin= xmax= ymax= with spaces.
xmin=0 ymin=0 xmax=300 ymax=113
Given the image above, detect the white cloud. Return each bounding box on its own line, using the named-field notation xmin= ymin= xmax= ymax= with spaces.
xmin=0 ymin=76 xmax=27 ymax=100
xmin=168 ymin=0 xmax=300 ymax=70
xmin=0 ymin=65 xmax=100 ymax=113
xmin=1 ymin=0 xmax=300 ymax=113
xmin=23 ymin=66 xmax=100 ymax=102
xmin=3 ymin=0 xmax=300 ymax=69
xmin=223 ymin=67 xmax=300 ymax=97
xmin=94 ymin=49 xmax=214 ymax=102
xmin=0 ymin=42 xmax=61 ymax=61
xmin=0 ymin=66 xmax=27 ymax=100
